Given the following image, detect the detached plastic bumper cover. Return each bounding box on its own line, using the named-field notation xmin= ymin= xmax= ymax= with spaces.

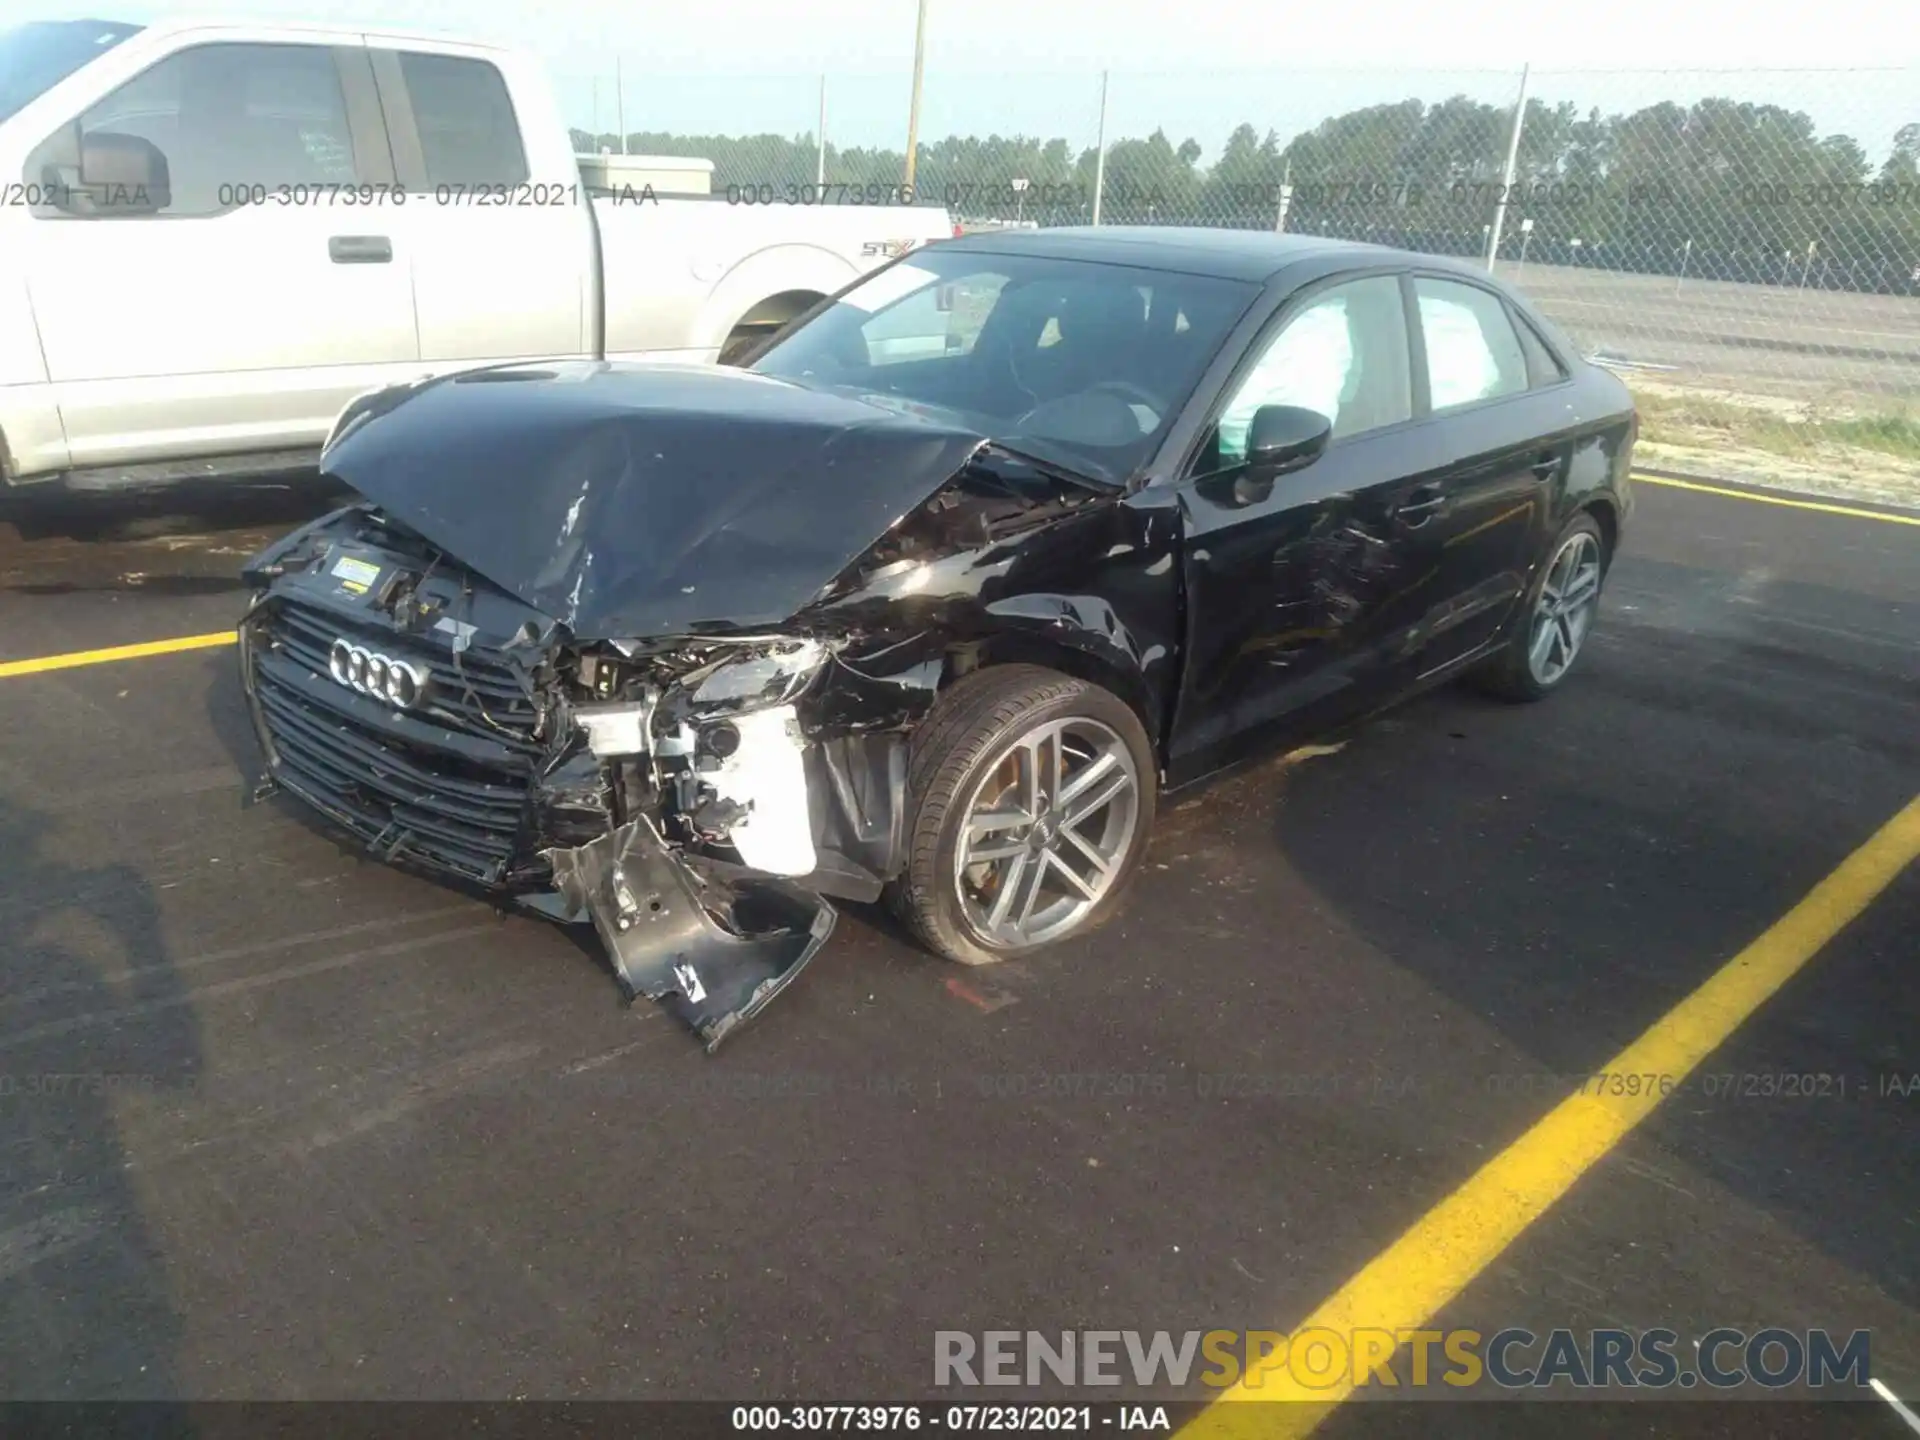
xmin=546 ymin=820 xmax=836 ymax=1052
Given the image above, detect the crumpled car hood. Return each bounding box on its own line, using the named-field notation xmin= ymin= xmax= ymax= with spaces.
xmin=318 ymin=361 xmax=988 ymax=639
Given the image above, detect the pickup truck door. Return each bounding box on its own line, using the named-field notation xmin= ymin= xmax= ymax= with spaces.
xmin=18 ymin=37 xmax=419 ymax=472
xmin=1165 ymin=270 xmax=1437 ymax=786
xmin=367 ymin=45 xmax=592 ymax=366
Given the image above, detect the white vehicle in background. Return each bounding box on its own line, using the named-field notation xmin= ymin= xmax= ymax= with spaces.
xmin=0 ymin=17 xmax=952 ymax=489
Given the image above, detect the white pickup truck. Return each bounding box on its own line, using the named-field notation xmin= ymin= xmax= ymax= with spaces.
xmin=0 ymin=17 xmax=953 ymax=488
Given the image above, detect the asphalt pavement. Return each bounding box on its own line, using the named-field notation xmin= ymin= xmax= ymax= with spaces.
xmin=0 ymin=473 xmax=1913 ymax=1434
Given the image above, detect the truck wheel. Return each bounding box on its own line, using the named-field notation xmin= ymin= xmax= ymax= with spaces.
xmin=889 ymin=666 xmax=1157 ymax=967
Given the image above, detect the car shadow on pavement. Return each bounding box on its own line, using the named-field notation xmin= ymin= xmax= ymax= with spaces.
xmin=0 ymin=795 xmax=202 ymax=1400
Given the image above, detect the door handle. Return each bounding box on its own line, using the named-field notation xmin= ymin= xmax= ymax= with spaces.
xmin=1394 ymin=484 xmax=1447 ymax=527
xmin=328 ymin=235 xmax=392 ymax=264
xmin=1529 ymin=450 xmax=1561 ymax=481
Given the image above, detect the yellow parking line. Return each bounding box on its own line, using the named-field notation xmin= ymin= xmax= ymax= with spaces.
xmin=1633 ymin=472 xmax=1920 ymax=527
xmin=0 ymin=630 xmax=236 ymax=679
xmin=1180 ymin=792 xmax=1920 ymax=1439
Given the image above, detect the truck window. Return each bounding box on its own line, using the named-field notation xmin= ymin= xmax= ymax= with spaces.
xmin=70 ymin=42 xmax=354 ymax=217
xmin=395 ymin=52 xmax=529 ymax=188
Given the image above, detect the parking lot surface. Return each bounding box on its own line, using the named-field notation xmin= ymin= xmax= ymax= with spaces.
xmin=0 ymin=474 xmax=1914 ymax=1433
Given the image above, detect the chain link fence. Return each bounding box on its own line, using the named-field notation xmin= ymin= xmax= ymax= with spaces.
xmin=559 ymin=62 xmax=1920 ymax=461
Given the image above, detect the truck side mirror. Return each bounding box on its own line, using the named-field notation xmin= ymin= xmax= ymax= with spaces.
xmin=69 ymin=130 xmax=171 ymax=215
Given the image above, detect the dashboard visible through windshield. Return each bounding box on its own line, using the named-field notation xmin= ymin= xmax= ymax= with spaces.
xmin=750 ymin=249 xmax=1259 ymax=485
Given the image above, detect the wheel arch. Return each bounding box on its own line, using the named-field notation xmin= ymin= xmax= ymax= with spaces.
xmin=1576 ymin=493 xmax=1620 ymax=565
xmin=943 ymin=632 xmax=1162 ymax=758
xmin=692 ymin=244 xmax=857 ymax=359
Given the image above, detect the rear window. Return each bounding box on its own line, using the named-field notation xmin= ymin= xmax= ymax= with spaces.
xmin=1513 ymin=309 xmax=1570 ymax=386
xmin=396 ymin=51 xmax=528 ymax=187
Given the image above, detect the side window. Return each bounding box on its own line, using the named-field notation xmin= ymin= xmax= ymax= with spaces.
xmin=1512 ymin=309 xmax=1569 ymax=386
xmin=72 ymin=43 xmax=354 ymax=217
xmin=396 ymin=52 xmax=528 ymax=187
xmin=1415 ymin=277 xmax=1529 ymax=411
xmin=1211 ymin=274 xmax=1413 ymax=467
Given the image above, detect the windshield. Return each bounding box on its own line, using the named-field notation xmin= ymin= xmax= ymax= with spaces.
xmin=751 ymin=247 xmax=1260 ymax=485
xmin=0 ymin=19 xmax=141 ymax=125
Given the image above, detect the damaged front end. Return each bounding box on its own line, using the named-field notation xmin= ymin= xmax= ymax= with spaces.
xmin=544 ymin=817 xmax=833 ymax=1051
xmin=532 ymin=628 xmax=939 ymax=1050
xmin=238 ymin=363 xmax=1146 ymax=1051
xmin=236 ymin=507 xmax=946 ymax=1052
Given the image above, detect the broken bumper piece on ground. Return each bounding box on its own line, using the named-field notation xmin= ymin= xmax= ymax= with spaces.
xmin=543 ymin=819 xmax=837 ymax=1052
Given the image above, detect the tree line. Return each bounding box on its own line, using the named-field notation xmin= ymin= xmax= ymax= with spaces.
xmin=572 ymin=95 xmax=1920 ymax=294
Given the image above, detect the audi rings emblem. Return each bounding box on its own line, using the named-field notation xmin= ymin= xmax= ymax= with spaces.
xmin=328 ymin=639 xmax=430 ymax=709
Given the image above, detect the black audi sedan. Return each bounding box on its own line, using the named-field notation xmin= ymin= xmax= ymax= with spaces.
xmin=238 ymin=228 xmax=1635 ymax=1049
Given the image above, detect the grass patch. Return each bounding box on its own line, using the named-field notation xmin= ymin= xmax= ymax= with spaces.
xmin=1822 ymin=413 xmax=1920 ymax=461
xmin=1631 ymin=388 xmax=1920 ymax=464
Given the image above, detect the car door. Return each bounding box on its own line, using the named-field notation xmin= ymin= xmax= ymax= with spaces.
xmin=368 ymin=45 xmax=590 ymax=367
xmin=1166 ymin=268 xmax=1451 ymax=785
xmin=19 ymin=37 xmax=419 ymax=471
xmin=1391 ymin=271 xmax=1575 ymax=676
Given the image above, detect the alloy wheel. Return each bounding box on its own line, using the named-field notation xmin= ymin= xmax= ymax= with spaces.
xmin=953 ymin=717 xmax=1142 ymax=947
xmin=1527 ymin=529 xmax=1604 ymax=687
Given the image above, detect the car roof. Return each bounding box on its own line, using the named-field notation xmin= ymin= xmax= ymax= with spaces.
xmin=939 ymin=226 xmax=1494 ymax=286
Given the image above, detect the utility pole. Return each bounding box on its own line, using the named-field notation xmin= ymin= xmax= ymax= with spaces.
xmin=1090 ymin=70 xmax=1109 ymax=226
xmin=1485 ymin=62 xmax=1529 ymax=271
xmin=816 ymin=75 xmax=827 ymax=188
xmin=615 ymin=58 xmax=626 ymax=155
xmin=903 ymin=0 xmax=929 ymax=190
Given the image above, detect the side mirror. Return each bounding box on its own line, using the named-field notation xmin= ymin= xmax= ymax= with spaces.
xmin=1246 ymin=404 xmax=1332 ymax=478
xmin=72 ymin=131 xmax=170 ymax=215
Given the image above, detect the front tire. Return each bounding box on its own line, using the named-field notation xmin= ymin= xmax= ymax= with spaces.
xmin=890 ymin=666 xmax=1157 ymax=966
xmin=1475 ymin=512 xmax=1608 ymax=702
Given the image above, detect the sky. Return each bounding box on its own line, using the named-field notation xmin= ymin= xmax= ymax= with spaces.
xmin=21 ymin=0 xmax=1920 ymax=162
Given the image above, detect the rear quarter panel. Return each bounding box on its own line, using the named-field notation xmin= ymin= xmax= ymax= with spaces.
xmin=1558 ymin=365 xmax=1637 ymax=548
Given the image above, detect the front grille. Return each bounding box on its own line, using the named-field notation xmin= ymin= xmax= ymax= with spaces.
xmin=246 ymin=599 xmax=546 ymax=887
xmin=267 ymin=600 xmax=543 ymax=750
